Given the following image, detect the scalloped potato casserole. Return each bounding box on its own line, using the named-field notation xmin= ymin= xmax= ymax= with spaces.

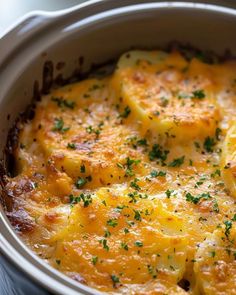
xmin=4 ymin=50 xmax=236 ymax=294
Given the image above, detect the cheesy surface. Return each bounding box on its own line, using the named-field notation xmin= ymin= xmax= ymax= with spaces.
xmin=5 ymin=50 xmax=236 ymax=294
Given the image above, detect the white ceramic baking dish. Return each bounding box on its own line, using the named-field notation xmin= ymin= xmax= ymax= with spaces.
xmin=1 ymin=1 xmax=236 ymax=294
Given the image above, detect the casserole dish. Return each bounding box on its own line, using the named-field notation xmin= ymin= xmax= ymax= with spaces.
xmin=1 ymin=1 xmax=236 ymax=294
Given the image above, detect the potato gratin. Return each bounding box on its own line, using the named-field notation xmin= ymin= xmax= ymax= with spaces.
xmin=4 ymin=50 xmax=236 ymax=294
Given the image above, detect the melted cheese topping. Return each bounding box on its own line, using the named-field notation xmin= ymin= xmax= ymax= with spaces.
xmin=5 ymin=50 xmax=236 ymax=294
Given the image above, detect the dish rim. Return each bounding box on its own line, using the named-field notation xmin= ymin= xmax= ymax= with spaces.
xmin=1 ymin=1 xmax=236 ymax=294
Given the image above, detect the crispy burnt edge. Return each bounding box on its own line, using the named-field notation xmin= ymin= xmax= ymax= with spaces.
xmin=0 ymin=42 xmax=234 ymax=231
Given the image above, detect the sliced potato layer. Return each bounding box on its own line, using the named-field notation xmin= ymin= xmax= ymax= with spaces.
xmin=194 ymin=224 xmax=236 ymax=295
xmin=50 ymin=188 xmax=188 ymax=292
xmin=112 ymin=50 xmax=221 ymax=141
xmin=17 ymin=78 xmax=148 ymax=188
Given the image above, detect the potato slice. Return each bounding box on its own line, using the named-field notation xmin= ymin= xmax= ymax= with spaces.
xmin=18 ymin=78 xmax=147 ymax=188
xmin=221 ymin=122 xmax=236 ymax=198
xmin=112 ymin=50 xmax=221 ymax=141
xmin=194 ymin=223 xmax=236 ymax=295
xmin=50 ymin=187 xmax=188 ymax=292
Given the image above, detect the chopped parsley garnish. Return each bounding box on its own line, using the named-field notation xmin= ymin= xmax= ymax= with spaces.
xmin=211 ymin=169 xmax=221 ymax=178
xmin=91 ymin=256 xmax=98 ymax=265
xmin=80 ymin=193 xmax=92 ymax=207
xmin=69 ymin=193 xmax=92 ymax=207
xmin=80 ymin=164 xmax=86 ymax=173
xmin=129 ymin=136 xmax=148 ymax=148
xmin=75 ymin=177 xmax=87 ymax=188
xmin=52 ymin=118 xmax=70 ymax=133
xmin=232 ymin=214 xmax=236 ymax=221
xmin=150 ymin=170 xmax=158 ymax=178
xmin=168 ymin=156 xmax=185 ymax=167
xmin=115 ymin=205 xmax=127 ymax=213
xmin=130 ymin=178 xmax=141 ymax=190
xmin=149 ymin=144 xmax=169 ymax=163
xmin=111 ymin=274 xmax=120 ymax=287
xmin=128 ymin=191 xmax=139 ymax=203
xmin=107 ymin=219 xmax=118 ymax=227
xmin=121 ymin=242 xmax=129 ymax=251
xmin=133 ymin=209 xmax=142 ymax=221
xmin=122 ymin=157 xmax=141 ymax=177
xmin=160 ymin=96 xmax=169 ymax=107
xmin=165 ymin=189 xmax=174 ymax=198
xmin=212 ymin=199 xmax=220 ymax=213
xmin=67 ymin=142 xmax=76 ymax=149
xmin=134 ymin=241 xmax=143 ymax=247
xmin=104 ymin=229 xmax=111 ymax=237
xmin=69 ymin=194 xmax=80 ymax=204
xmin=224 ymin=220 xmax=232 ymax=238
xmin=119 ymin=106 xmax=131 ymax=118
xmin=86 ymin=125 xmax=101 ymax=136
xmin=124 ymin=228 xmax=129 ymax=234
xmin=178 ymin=89 xmax=205 ymax=100
xmin=116 ymin=163 xmax=123 ymax=169
xmin=100 ymin=239 xmax=109 ymax=251
xmin=192 ymin=89 xmax=205 ymax=99
xmin=185 ymin=192 xmax=212 ymax=204
xmin=204 ymin=136 xmax=216 ymax=152
xmin=137 ymin=138 xmax=148 ymax=146
xmin=51 ymin=96 xmax=75 ymax=109
xmin=150 ymin=170 xmax=166 ymax=178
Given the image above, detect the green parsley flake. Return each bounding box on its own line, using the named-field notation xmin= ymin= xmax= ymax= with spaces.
xmin=51 ymin=96 xmax=76 ymax=109
xmin=133 ymin=209 xmax=142 ymax=221
xmin=80 ymin=164 xmax=86 ymax=173
xmin=107 ymin=219 xmax=118 ymax=227
xmin=149 ymin=144 xmax=169 ymax=162
xmin=232 ymin=214 xmax=236 ymax=221
xmin=192 ymin=89 xmax=205 ymax=99
xmin=137 ymin=138 xmax=148 ymax=146
xmin=124 ymin=228 xmax=129 ymax=234
xmin=224 ymin=220 xmax=232 ymax=238
xmin=67 ymin=143 xmax=76 ymax=149
xmin=204 ymin=136 xmax=216 ymax=153
xmin=185 ymin=192 xmax=212 ymax=204
xmin=100 ymin=239 xmax=109 ymax=251
xmin=165 ymin=189 xmax=174 ymax=198
xmin=69 ymin=193 xmax=92 ymax=207
xmin=124 ymin=157 xmax=141 ymax=177
xmin=86 ymin=125 xmax=101 ymax=136
xmin=111 ymin=274 xmax=120 ymax=287
xmin=119 ymin=106 xmax=131 ymax=118
xmin=104 ymin=229 xmax=111 ymax=237
xmin=91 ymin=256 xmax=98 ymax=265
xmin=168 ymin=156 xmax=185 ymax=167
xmin=52 ymin=118 xmax=70 ymax=133
xmin=121 ymin=242 xmax=129 ymax=251
xmin=150 ymin=170 xmax=166 ymax=178
xmin=134 ymin=241 xmax=143 ymax=247
xmin=75 ymin=177 xmax=87 ymax=188
xmin=130 ymin=178 xmax=141 ymax=190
